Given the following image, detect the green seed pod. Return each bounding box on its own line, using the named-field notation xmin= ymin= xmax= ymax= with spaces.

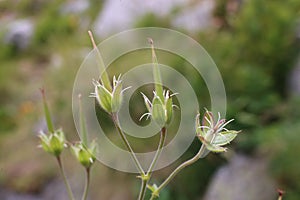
xmin=39 ymin=129 xmax=66 ymax=157
xmin=92 ymin=75 xmax=129 ymax=114
xmin=165 ymin=94 xmax=173 ymax=124
xmin=111 ymin=77 xmax=123 ymax=113
xmin=141 ymin=90 xmax=176 ymax=128
xmin=71 ymin=142 xmax=96 ymax=168
xmin=151 ymin=96 xmax=166 ymax=128
xmin=95 ymin=83 xmax=113 ymax=113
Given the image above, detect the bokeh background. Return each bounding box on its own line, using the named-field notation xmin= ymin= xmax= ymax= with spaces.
xmin=0 ymin=0 xmax=300 ymax=199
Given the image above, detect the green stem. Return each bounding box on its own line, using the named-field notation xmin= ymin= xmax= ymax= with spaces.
xmin=149 ymin=194 xmax=156 ymax=200
xmin=81 ymin=167 xmax=91 ymax=200
xmin=138 ymin=179 xmax=148 ymax=200
xmin=147 ymin=127 xmax=167 ymax=174
xmin=56 ymin=156 xmax=75 ymax=200
xmin=151 ymin=144 xmax=206 ymax=199
xmin=138 ymin=128 xmax=167 ymax=200
xmin=112 ymin=113 xmax=145 ymax=175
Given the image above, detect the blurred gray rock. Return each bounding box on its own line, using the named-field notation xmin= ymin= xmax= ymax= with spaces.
xmin=93 ymin=0 xmax=213 ymax=37
xmin=172 ymin=0 xmax=215 ymax=32
xmin=0 ymin=177 xmax=84 ymax=200
xmin=288 ymin=59 xmax=300 ymax=95
xmin=4 ymin=19 xmax=34 ymax=50
xmin=203 ymin=154 xmax=276 ymax=200
xmin=0 ymin=188 xmax=40 ymax=200
xmin=60 ymin=0 xmax=90 ymax=15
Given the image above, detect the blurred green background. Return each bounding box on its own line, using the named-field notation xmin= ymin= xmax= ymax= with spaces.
xmin=0 ymin=0 xmax=300 ymax=199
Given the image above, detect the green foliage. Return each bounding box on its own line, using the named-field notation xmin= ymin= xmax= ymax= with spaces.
xmin=0 ymin=107 xmax=16 ymax=133
xmin=254 ymin=119 xmax=300 ymax=200
xmin=0 ymin=0 xmax=300 ymax=199
xmin=199 ymin=0 xmax=300 ymax=129
xmin=135 ymin=13 xmax=171 ymax=28
xmin=34 ymin=13 xmax=76 ymax=45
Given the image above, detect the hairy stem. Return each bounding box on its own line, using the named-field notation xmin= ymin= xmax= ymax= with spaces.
xmin=112 ymin=113 xmax=145 ymax=175
xmin=138 ymin=128 xmax=167 ymax=200
xmin=81 ymin=167 xmax=91 ymax=200
xmin=56 ymin=156 xmax=75 ymax=200
xmin=138 ymin=179 xmax=148 ymax=200
xmin=147 ymin=127 xmax=167 ymax=174
xmin=150 ymin=144 xmax=206 ymax=199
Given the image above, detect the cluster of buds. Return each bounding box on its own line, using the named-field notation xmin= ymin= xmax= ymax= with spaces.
xmin=39 ymin=129 xmax=67 ymax=157
xmin=71 ymin=142 xmax=97 ymax=169
xmin=141 ymin=90 xmax=177 ymax=128
xmin=196 ymin=110 xmax=240 ymax=156
xmin=91 ymin=75 xmax=130 ymax=114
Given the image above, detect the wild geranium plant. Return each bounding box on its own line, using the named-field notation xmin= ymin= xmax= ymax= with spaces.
xmin=38 ymin=31 xmax=241 ymax=200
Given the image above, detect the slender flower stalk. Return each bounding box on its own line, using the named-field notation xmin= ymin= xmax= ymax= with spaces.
xmin=138 ymin=127 xmax=167 ymax=200
xmin=149 ymin=144 xmax=206 ymax=200
xmin=72 ymin=95 xmax=96 ymax=200
xmin=39 ymin=89 xmax=75 ymax=200
xmin=81 ymin=167 xmax=91 ymax=200
xmin=138 ymin=178 xmax=148 ymax=200
xmin=112 ymin=113 xmax=145 ymax=175
xmin=147 ymin=127 xmax=167 ymax=175
xmin=56 ymin=156 xmax=75 ymax=200
xmin=149 ymin=111 xmax=240 ymax=199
